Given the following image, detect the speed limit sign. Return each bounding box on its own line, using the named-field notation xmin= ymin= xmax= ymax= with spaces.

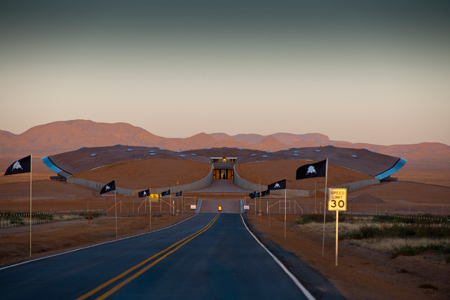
xmin=328 ymin=188 xmax=347 ymax=211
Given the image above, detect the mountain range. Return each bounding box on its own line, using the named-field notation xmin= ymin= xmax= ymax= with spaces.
xmin=1 ymin=120 xmax=449 ymax=162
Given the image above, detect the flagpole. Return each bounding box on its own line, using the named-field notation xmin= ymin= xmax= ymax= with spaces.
xmin=115 ymin=189 xmax=118 ymax=238
xmin=149 ymin=197 xmax=152 ymax=229
xmin=322 ymin=158 xmax=329 ymax=257
xmin=29 ymin=154 xmax=32 ymax=257
xmin=284 ymin=188 xmax=287 ymax=238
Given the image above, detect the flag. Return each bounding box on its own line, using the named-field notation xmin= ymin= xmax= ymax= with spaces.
xmin=100 ymin=180 xmax=116 ymax=194
xmin=176 ymin=191 xmax=182 ymax=197
xmin=268 ymin=179 xmax=286 ymax=190
xmin=296 ymin=160 xmax=327 ymax=180
xmin=161 ymin=189 xmax=170 ymax=196
xmin=249 ymin=191 xmax=256 ymax=199
xmin=138 ymin=189 xmax=150 ymax=198
xmin=4 ymin=155 xmax=31 ymax=176
xmin=261 ymin=189 xmax=270 ymax=197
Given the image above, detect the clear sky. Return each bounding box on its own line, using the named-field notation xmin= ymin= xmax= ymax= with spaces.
xmin=1 ymin=0 xmax=449 ymax=146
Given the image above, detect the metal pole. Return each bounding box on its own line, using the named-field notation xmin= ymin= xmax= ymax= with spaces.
xmin=258 ymin=176 xmax=261 ymax=216
xmin=284 ymin=189 xmax=287 ymax=238
xmin=149 ymin=198 xmax=152 ymax=229
xmin=335 ymin=210 xmax=339 ymax=266
xmin=315 ymin=180 xmax=317 ymax=214
xmin=30 ymin=154 xmax=32 ymax=257
xmin=115 ymin=190 xmax=118 ymax=238
xmin=322 ymin=158 xmax=329 ymax=257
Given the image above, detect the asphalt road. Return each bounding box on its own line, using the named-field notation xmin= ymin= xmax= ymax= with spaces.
xmin=0 ymin=214 xmax=313 ymax=300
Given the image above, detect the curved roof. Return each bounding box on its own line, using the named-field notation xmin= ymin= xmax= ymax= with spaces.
xmin=42 ymin=145 xmax=406 ymax=183
xmin=236 ymin=146 xmax=404 ymax=179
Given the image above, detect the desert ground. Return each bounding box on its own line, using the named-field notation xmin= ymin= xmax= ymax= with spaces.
xmin=1 ymin=155 xmax=449 ymax=299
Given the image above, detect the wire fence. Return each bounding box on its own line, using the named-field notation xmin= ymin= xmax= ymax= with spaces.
xmin=0 ymin=209 xmax=103 ymax=229
xmin=243 ymin=197 xmax=450 ymax=217
xmin=0 ymin=196 xmax=200 ymax=229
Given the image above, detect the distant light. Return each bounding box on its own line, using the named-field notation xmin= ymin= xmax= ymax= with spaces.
xmin=262 ymin=155 xmax=268 ymax=158
xmin=352 ymin=155 xmax=358 ymax=158
xmin=206 ymin=148 xmax=211 ymax=150
xmin=251 ymin=154 xmax=257 ymax=156
xmin=127 ymin=149 xmax=133 ymax=151
xmin=294 ymin=150 xmax=299 ymax=153
xmin=159 ymin=148 xmax=164 ymax=150
xmin=90 ymin=154 xmax=97 ymax=157
xmin=150 ymin=153 xmax=156 ymax=156
xmin=328 ymin=145 xmax=334 ymax=147
xmin=115 ymin=144 xmax=121 ymax=146
xmin=284 ymin=149 xmax=289 ymax=151
xmin=149 ymin=150 xmax=155 ymax=153
xmin=191 ymin=153 xmax=197 ymax=156
xmin=176 ymin=150 xmax=182 ymax=153
xmin=180 ymin=154 xmax=186 ymax=157
xmin=238 ymin=148 xmax=243 ymax=150
xmin=315 ymin=150 xmax=321 ymax=152
xmin=266 ymin=151 xmax=272 ymax=153
xmin=293 ymin=153 xmax=299 ymax=156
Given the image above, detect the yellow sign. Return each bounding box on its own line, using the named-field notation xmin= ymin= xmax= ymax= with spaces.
xmin=328 ymin=188 xmax=347 ymax=211
xmin=148 ymin=194 xmax=159 ymax=202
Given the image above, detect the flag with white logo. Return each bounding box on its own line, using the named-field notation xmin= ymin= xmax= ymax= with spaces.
xmin=268 ymin=179 xmax=286 ymax=190
xmin=4 ymin=155 xmax=31 ymax=176
xmin=138 ymin=189 xmax=150 ymax=198
xmin=100 ymin=180 xmax=116 ymax=194
xmin=296 ymin=160 xmax=327 ymax=180
xmin=161 ymin=189 xmax=170 ymax=196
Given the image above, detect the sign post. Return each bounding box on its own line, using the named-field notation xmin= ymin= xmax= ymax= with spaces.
xmin=149 ymin=194 xmax=159 ymax=229
xmin=328 ymin=188 xmax=347 ymax=266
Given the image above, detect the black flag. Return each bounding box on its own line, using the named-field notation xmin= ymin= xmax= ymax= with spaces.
xmin=138 ymin=189 xmax=150 ymax=198
xmin=176 ymin=191 xmax=182 ymax=197
xmin=100 ymin=180 xmax=116 ymax=194
xmin=261 ymin=189 xmax=270 ymax=197
xmin=296 ymin=160 xmax=327 ymax=180
xmin=161 ymin=190 xmax=170 ymax=196
xmin=249 ymin=191 xmax=256 ymax=199
xmin=4 ymin=155 xmax=31 ymax=176
xmin=268 ymin=179 xmax=286 ymax=190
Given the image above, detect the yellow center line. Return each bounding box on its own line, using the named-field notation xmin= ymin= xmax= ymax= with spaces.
xmin=76 ymin=214 xmax=219 ymax=300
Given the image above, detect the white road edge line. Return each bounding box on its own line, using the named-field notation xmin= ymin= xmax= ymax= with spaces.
xmin=240 ymin=214 xmax=316 ymax=300
xmin=0 ymin=214 xmax=198 ymax=271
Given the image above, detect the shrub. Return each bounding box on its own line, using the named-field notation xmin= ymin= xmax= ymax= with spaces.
xmin=391 ymin=243 xmax=450 ymax=259
xmin=295 ymin=214 xmax=334 ymax=224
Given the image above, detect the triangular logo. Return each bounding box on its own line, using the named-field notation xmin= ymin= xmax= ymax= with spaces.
xmin=12 ymin=161 xmax=23 ymax=171
xmin=306 ymin=166 xmax=316 ymax=175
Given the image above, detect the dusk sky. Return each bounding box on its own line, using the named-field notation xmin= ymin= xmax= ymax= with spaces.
xmin=1 ymin=0 xmax=449 ymax=146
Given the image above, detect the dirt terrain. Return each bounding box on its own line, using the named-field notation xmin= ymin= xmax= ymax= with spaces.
xmin=247 ymin=214 xmax=449 ymax=300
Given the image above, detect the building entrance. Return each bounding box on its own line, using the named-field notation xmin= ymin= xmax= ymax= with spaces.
xmin=211 ymin=156 xmax=236 ymax=180
xmin=213 ymin=168 xmax=234 ymax=180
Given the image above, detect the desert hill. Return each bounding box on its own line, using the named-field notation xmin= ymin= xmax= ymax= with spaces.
xmin=1 ymin=120 xmax=449 ymax=159
xmin=1 ymin=119 xmax=450 ymax=187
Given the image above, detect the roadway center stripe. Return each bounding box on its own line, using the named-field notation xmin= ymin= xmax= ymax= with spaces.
xmin=76 ymin=214 xmax=220 ymax=300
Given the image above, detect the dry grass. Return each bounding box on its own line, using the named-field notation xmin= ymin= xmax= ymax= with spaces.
xmin=298 ymin=219 xmax=450 ymax=253
xmin=350 ymin=238 xmax=450 ymax=252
